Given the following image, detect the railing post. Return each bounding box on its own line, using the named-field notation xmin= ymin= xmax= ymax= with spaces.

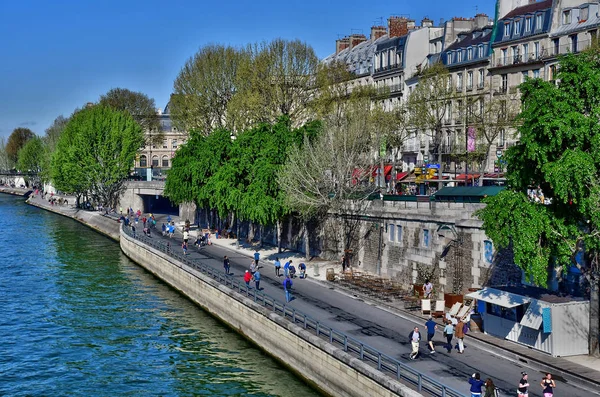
xmin=441 ymin=387 xmax=446 ymax=397
xmin=253 ymin=289 xmax=257 ymax=302
xmin=377 ymin=353 xmax=382 ymax=370
xmin=417 ymin=374 xmax=422 ymax=392
xmin=330 ymin=330 xmax=333 ymax=343
xmin=304 ymin=316 xmax=307 ymax=329
xmin=316 ymin=322 xmax=320 ymax=336
xmin=396 ymin=363 xmax=401 ymax=380
xmin=344 ymin=336 xmax=348 ymax=352
xmin=360 ymin=344 xmax=364 ymax=360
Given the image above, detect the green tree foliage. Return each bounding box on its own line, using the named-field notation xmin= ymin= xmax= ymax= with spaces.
xmin=17 ymin=136 xmax=44 ymax=172
xmin=476 ymin=49 xmax=600 ymax=356
xmin=99 ymin=88 xmax=161 ymax=145
xmin=51 ymin=105 xmax=144 ymax=208
xmin=6 ymin=127 xmax=35 ymax=165
xmin=230 ymin=39 xmax=318 ymax=130
xmin=171 ymin=45 xmax=247 ymax=134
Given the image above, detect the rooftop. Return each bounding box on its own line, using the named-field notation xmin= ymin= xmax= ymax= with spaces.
xmin=502 ymin=0 xmax=553 ymax=19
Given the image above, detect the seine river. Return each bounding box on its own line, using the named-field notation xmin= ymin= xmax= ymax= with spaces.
xmin=0 ymin=194 xmax=319 ymax=397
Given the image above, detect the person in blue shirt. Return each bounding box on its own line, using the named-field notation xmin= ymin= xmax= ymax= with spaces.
xmin=425 ymin=317 xmax=438 ymax=353
xmin=254 ymin=251 xmax=260 ymax=267
xmin=253 ymin=270 xmax=261 ymax=290
xmin=274 ymin=257 xmax=281 ymax=277
xmin=283 ymin=275 xmax=293 ymax=302
xmin=161 ymin=222 xmax=166 ymax=236
xmin=299 ymin=263 xmax=307 ymax=278
xmin=468 ymin=373 xmax=485 ymax=397
xmin=283 ymin=260 xmax=292 ymax=277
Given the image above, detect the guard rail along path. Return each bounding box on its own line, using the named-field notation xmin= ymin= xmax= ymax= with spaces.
xmin=120 ymin=225 xmax=466 ymax=397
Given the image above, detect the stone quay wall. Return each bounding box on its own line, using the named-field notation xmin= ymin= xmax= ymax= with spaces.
xmin=120 ymin=227 xmax=422 ymax=397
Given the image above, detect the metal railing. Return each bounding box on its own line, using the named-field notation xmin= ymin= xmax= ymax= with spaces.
xmin=122 ymin=225 xmax=466 ymax=397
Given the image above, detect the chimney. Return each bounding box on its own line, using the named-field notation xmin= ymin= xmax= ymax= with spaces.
xmin=474 ymin=13 xmax=490 ymax=29
xmin=350 ymin=34 xmax=367 ymax=48
xmin=370 ymin=25 xmax=387 ymax=41
xmin=407 ymin=19 xmax=416 ymax=30
xmin=421 ymin=17 xmax=433 ymax=27
xmin=335 ymin=37 xmax=350 ymax=54
xmin=388 ymin=16 xmax=409 ymax=37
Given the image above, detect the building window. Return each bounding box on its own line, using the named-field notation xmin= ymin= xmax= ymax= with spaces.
xmin=478 ymin=69 xmax=485 ymax=88
xmin=536 ymin=14 xmax=543 ymax=30
xmin=591 ymin=29 xmax=598 ymax=44
xmin=501 ymin=48 xmax=508 ymax=65
xmin=152 ymin=155 xmax=159 ymax=167
xmin=504 ymin=22 xmax=510 ymax=37
xmin=162 ymin=139 xmax=168 ymax=149
xmin=389 ymin=224 xmax=395 ymax=241
xmin=549 ymin=65 xmax=557 ymax=81
xmin=501 ymin=74 xmax=508 ymax=93
xmin=484 ymin=240 xmax=494 ymax=263
xmin=457 ymin=51 xmax=462 ymax=63
xmin=522 ymin=70 xmax=529 ymax=83
xmin=553 ymin=38 xmax=560 ymax=55
xmin=523 ymin=43 xmax=529 ymax=61
xmin=514 ymin=19 xmax=521 ymax=35
xmin=533 ymin=69 xmax=540 ymax=78
xmin=581 ymin=6 xmax=589 ymax=22
xmin=447 ymin=75 xmax=453 ymax=90
xmin=571 ymin=34 xmax=578 ymax=53
xmin=139 ymin=155 xmax=147 ymax=167
xmin=498 ymin=128 xmax=506 ymax=147
xmin=467 ymin=47 xmax=473 ymax=60
xmin=467 ymin=71 xmax=473 ymax=89
xmin=162 ymin=156 xmax=169 ymax=167
xmin=423 ymin=229 xmax=430 ymax=247
xmin=479 ymin=98 xmax=484 ymax=115
xmin=397 ymin=225 xmax=402 ymax=242
xmin=172 ymin=139 xmax=178 ymax=149
xmin=486 ymin=302 xmax=525 ymax=322
xmin=447 ymin=51 xmax=453 ymax=65
xmin=457 ymin=99 xmax=464 ymax=121
xmin=478 ymin=45 xmax=484 ymax=58
xmin=445 ymin=102 xmax=452 ymax=123
xmin=525 ymin=17 xmax=532 ymax=32
xmin=457 ymin=73 xmax=463 ymax=90
xmin=563 ymin=10 xmax=571 ymax=25
xmin=534 ymin=41 xmax=540 ymax=58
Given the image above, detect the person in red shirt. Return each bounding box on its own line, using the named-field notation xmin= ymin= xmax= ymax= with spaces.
xmin=244 ymin=270 xmax=252 ymax=288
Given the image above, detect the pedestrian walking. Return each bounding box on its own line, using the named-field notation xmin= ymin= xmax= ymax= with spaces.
xmin=223 ymin=255 xmax=230 ymax=275
xmin=425 ymin=316 xmax=437 ymax=353
xmin=283 ymin=275 xmax=293 ymax=302
xmin=254 ymin=270 xmax=261 ymax=290
xmin=254 ymin=251 xmax=260 ymax=267
xmin=468 ymin=373 xmax=485 ymax=397
xmin=443 ymin=320 xmax=455 ymax=353
xmin=484 ymin=378 xmax=497 ymax=397
xmin=541 ymin=373 xmax=555 ymax=397
xmin=341 ymin=254 xmax=346 ymax=272
xmin=456 ymin=318 xmax=466 ymax=353
xmin=183 ymin=230 xmax=189 ymax=244
xmin=250 ymin=261 xmax=256 ymax=275
xmin=182 ymin=241 xmax=188 ymax=255
xmin=131 ymin=224 xmax=136 ymax=238
xmin=244 ymin=270 xmax=252 ymax=288
xmin=518 ymin=372 xmax=529 ymax=397
xmin=408 ymin=326 xmax=421 ymax=360
xmin=274 ymin=257 xmax=281 ymax=277
xmin=162 ymin=223 xmax=166 ymax=236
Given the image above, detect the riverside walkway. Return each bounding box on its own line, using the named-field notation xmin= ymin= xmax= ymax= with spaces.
xmin=128 ymin=223 xmax=599 ymax=397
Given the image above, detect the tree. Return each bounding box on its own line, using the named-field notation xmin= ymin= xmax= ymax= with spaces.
xmin=229 ymin=39 xmax=318 ymax=130
xmin=51 ymin=105 xmax=144 ymax=208
xmin=6 ymin=127 xmax=35 ymax=165
xmin=171 ymin=45 xmax=247 ymax=134
xmin=99 ymin=88 xmax=161 ymax=145
xmin=0 ymin=137 xmax=12 ymax=171
xmin=476 ymin=49 xmax=600 ymax=356
xmin=406 ymin=63 xmax=454 ymax=188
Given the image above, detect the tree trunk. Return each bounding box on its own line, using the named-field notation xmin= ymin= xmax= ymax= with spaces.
xmin=236 ymin=213 xmax=240 ymax=249
xmin=258 ymin=224 xmax=263 ymax=248
xmin=277 ymin=219 xmax=282 ymax=253
xmin=589 ymin=272 xmax=600 ymax=357
xmin=303 ymin=220 xmax=310 ymax=261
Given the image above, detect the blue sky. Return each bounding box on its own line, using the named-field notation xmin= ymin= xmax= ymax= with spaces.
xmin=0 ymin=0 xmax=495 ymax=139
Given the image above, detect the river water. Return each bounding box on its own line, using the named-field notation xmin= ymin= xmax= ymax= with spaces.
xmin=0 ymin=194 xmax=319 ymax=397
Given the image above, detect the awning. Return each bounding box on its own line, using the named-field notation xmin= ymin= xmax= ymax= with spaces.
xmin=466 ymin=288 xmax=531 ymax=308
xmin=371 ymin=165 xmax=393 ymax=177
xmin=456 ymin=173 xmax=481 ymax=180
xmin=484 ymin=173 xmax=505 ymax=178
xmin=519 ymin=300 xmax=549 ymax=330
xmin=396 ymin=172 xmax=409 ymax=181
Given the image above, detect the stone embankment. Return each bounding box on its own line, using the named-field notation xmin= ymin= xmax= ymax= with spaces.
xmin=0 ymin=186 xmax=32 ymax=197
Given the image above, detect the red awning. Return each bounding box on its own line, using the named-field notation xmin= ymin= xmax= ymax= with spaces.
xmin=371 ymin=165 xmax=393 ymax=177
xmin=429 ymin=175 xmax=449 ymax=180
xmin=456 ymin=173 xmax=481 ymax=180
xmin=396 ymin=172 xmax=409 ymax=181
xmin=484 ymin=173 xmax=505 ymax=178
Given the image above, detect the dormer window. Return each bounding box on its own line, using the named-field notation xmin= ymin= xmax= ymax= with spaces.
xmin=478 ymin=45 xmax=484 ymax=58
xmin=563 ymin=10 xmax=572 ymax=24
xmin=467 ymin=48 xmax=473 ymax=60
xmin=536 ymin=14 xmax=543 ymax=29
xmin=447 ymin=51 xmax=453 ymax=64
xmin=457 ymin=51 xmax=462 ymax=62
xmin=581 ymin=6 xmax=589 ymax=22
xmin=525 ymin=17 xmax=532 ymax=32
xmin=514 ymin=19 xmax=521 ymax=35
xmin=504 ymin=22 xmax=511 ymax=37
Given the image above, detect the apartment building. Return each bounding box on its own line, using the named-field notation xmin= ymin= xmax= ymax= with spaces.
xmin=135 ymin=103 xmax=188 ymax=179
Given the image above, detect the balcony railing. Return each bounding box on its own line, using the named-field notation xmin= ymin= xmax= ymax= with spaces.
xmin=374 ymin=63 xmax=402 ymax=74
xmin=494 ymin=53 xmax=543 ymax=67
xmin=544 ymin=39 xmax=593 ymax=58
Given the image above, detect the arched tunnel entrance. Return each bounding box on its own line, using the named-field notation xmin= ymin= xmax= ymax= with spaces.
xmin=140 ymin=194 xmax=179 ymax=215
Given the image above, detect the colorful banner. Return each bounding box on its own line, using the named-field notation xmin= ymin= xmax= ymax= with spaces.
xmin=467 ymin=127 xmax=476 ymax=152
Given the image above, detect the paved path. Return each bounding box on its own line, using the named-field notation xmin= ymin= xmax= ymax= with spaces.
xmin=140 ymin=227 xmax=600 ymax=397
